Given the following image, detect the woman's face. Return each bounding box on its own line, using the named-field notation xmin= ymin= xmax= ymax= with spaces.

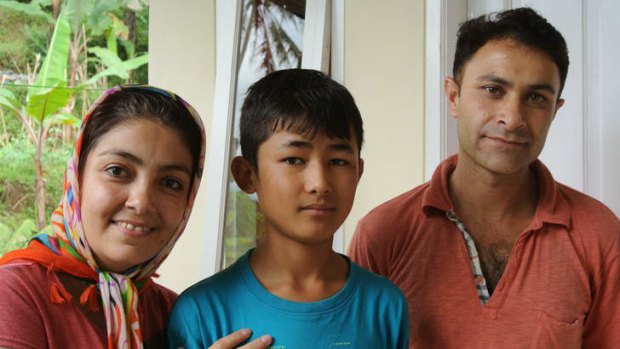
xmin=79 ymin=118 xmax=193 ymax=273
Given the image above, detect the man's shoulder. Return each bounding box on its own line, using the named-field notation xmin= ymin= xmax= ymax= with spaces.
xmin=555 ymin=182 xmax=619 ymax=224
xmin=548 ymin=182 xmax=620 ymax=253
xmin=362 ymin=181 xmax=431 ymax=221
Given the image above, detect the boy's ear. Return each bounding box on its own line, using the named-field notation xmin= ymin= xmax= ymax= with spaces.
xmin=231 ymin=156 xmax=257 ymax=194
xmin=358 ymin=158 xmax=365 ymax=180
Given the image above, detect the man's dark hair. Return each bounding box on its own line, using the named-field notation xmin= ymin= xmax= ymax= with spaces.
xmin=453 ymin=7 xmax=569 ymax=97
xmin=239 ymin=69 xmax=364 ymax=169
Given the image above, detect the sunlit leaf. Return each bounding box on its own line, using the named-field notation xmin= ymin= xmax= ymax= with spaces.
xmin=26 ymin=83 xmax=75 ymax=122
xmin=29 ymin=10 xmax=70 ymax=97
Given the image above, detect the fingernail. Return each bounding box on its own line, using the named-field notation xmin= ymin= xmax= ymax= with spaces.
xmin=240 ymin=328 xmax=251 ymax=336
xmin=260 ymin=335 xmax=273 ymax=344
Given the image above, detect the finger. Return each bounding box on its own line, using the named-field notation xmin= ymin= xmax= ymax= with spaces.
xmin=209 ymin=329 xmax=252 ymax=349
xmin=238 ymin=335 xmax=273 ymax=349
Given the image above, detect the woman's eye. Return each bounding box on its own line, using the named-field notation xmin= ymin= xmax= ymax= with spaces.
xmin=162 ymin=178 xmax=183 ymax=190
xmin=283 ymin=157 xmax=303 ymax=165
xmin=105 ymin=166 xmax=127 ymax=177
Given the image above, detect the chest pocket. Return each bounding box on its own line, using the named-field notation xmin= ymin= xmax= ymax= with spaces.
xmin=528 ymin=311 xmax=584 ymax=349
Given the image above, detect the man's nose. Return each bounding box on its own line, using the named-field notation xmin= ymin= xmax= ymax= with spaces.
xmin=498 ymin=97 xmax=526 ymax=131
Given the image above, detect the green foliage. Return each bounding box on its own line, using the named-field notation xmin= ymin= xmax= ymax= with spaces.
xmin=0 ymin=10 xmax=48 ymax=69
xmin=223 ymin=188 xmax=260 ymax=267
xmin=0 ymin=219 xmax=40 ymax=257
xmin=29 ymin=10 xmax=70 ymax=93
xmin=0 ymin=0 xmax=150 ymax=252
xmin=0 ymin=0 xmax=54 ymax=23
xmin=85 ymin=47 xmax=148 ymax=84
xmin=0 ymin=135 xmax=71 ymax=231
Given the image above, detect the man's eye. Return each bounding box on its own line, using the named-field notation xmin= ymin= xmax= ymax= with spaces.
xmin=527 ymin=93 xmax=546 ymax=103
xmin=484 ymin=85 xmax=500 ymax=94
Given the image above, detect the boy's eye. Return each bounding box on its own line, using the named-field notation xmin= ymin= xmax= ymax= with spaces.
xmin=105 ymin=166 xmax=127 ymax=177
xmin=329 ymin=159 xmax=348 ymax=166
xmin=283 ymin=157 xmax=304 ymax=165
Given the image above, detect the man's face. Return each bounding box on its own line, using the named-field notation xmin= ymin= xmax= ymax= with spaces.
xmin=445 ymin=38 xmax=565 ymax=176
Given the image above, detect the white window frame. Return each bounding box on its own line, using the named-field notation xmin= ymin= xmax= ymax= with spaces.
xmin=202 ymin=0 xmax=344 ymax=277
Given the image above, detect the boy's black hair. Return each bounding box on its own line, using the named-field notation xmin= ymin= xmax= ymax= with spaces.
xmin=239 ymin=69 xmax=364 ymax=169
xmin=453 ymin=7 xmax=569 ymax=97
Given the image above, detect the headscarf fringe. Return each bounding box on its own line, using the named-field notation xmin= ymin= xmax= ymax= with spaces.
xmin=50 ymin=282 xmax=73 ymax=304
xmin=80 ymin=284 xmax=100 ymax=312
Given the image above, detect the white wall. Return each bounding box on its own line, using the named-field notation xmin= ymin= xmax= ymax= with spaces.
xmin=343 ymin=0 xmax=426 ymax=248
xmin=149 ymin=0 xmax=215 ymax=293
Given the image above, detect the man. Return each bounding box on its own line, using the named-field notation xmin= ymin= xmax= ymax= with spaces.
xmin=348 ymin=7 xmax=620 ymax=349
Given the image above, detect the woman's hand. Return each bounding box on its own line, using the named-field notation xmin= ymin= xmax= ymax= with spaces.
xmin=209 ymin=329 xmax=272 ymax=349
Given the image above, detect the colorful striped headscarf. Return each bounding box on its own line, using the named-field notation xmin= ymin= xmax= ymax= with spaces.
xmin=1 ymin=85 xmax=205 ymax=348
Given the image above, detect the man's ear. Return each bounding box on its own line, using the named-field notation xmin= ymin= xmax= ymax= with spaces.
xmin=553 ymin=98 xmax=565 ymax=120
xmin=231 ymin=156 xmax=257 ymax=194
xmin=444 ymin=77 xmax=460 ymax=118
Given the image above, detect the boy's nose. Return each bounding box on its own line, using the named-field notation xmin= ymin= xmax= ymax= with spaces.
xmin=305 ymin=164 xmax=331 ymax=196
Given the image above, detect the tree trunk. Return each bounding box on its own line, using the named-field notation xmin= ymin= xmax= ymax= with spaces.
xmin=51 ymin=0 xmax=61 ymax=18
xmin=34 ymin=126 xmax=47 ymax=230
xmin=124 ymin=9 xmax=137 ymax=82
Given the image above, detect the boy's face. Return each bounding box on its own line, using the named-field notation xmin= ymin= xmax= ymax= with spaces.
xmin=232 ymin=129 xmax=363 ymax=247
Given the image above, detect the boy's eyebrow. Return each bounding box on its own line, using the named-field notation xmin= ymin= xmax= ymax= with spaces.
xmin=283 ymin=140 xmax=355 ymax=153
xmin=477 ymin=74 xmax=557 ymax=94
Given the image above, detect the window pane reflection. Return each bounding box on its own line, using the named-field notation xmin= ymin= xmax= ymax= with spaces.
xmin=222 ymin=0 xmax=305 ymax=268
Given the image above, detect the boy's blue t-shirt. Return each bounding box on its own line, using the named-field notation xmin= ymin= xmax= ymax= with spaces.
xmin=167 ymin=250 xmax=409 ymax=349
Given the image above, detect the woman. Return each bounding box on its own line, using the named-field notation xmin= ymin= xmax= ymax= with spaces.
xmin=0 ymin=86 xmax=271 ymax=349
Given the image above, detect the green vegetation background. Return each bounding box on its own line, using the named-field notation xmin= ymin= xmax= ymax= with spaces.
xmin=0 ymin=2 xmax=149 ymax=256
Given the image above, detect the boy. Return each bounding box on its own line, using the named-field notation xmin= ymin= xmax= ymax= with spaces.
xmin=167 ymin=69 xmax=409 ymax=348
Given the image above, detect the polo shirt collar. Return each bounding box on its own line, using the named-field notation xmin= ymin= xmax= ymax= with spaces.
xmin=421 ymin=155 xmax=571 ymax=229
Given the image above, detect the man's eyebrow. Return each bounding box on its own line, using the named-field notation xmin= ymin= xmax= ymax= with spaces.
xmin=97 ymin=150 xmax=192 ymax=176
xmin=477 ymin=74 xmax=557 ymax=94
xmin=477 ymin=74 xmax=512 ymax=87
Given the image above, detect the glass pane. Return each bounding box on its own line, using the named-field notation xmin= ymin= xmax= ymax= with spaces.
xmin=221 ymin=0 xmax=306 ymax=268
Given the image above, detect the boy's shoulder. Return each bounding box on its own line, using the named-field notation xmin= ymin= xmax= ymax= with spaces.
xmin=178 ymin=252 xmax=250 ymax=301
